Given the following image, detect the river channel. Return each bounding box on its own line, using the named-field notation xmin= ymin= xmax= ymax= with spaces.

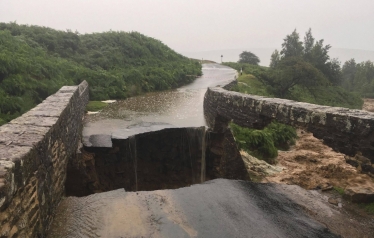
xmin=83 ymin=63 xmax=237 ymax=147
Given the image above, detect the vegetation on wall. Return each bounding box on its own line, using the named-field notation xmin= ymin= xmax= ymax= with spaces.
xmin=0 ymin=22 xmax=202 ymax=125
xmin=230 ymin=122 xmax=297 ymax=164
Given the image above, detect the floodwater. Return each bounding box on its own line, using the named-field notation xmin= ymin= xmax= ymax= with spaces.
xmin=83 ymin=63 xmax=237 ymax=147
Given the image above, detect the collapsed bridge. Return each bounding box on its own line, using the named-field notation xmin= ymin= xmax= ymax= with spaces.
xmin=1 ymin=64 xmax=373 ymax=237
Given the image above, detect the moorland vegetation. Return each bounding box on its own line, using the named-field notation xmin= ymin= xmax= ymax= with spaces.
xmin=226 ymin=29 xmax=374 ymax=160
xmin=0 ymin=22 xmax=201 ymax=125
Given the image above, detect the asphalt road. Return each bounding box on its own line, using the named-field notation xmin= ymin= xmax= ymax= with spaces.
xmin=48 ymin=179 xmax=338 ymax=238
xmin=82 ymin=63 xmax=237 ymax=147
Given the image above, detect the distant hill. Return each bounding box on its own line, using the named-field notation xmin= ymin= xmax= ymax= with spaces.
xmin=182 ymin=48 xmax=374 ymax=67
xmin=0 ymin=22 xmax=202 ymax=125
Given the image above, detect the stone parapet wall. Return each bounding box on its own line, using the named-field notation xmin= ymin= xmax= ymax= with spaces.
xmin=0 ymin=81 xmax=89 ymax=237
xmin=204 ymin=87 xmax=374 ymax=162
xmin=222 ymin=78 xmax=238 ymax=90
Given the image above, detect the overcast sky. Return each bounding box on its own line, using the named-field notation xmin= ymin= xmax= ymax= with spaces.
xmin=1 ymin=0 xmax=374 ymax=55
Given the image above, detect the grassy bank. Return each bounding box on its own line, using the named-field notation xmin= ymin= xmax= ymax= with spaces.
xmin=86 ymin=101 xmax=108 ymax=112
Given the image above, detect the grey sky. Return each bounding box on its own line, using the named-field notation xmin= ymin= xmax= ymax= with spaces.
xmin=1 ymin=0 xmax=374 ymax=62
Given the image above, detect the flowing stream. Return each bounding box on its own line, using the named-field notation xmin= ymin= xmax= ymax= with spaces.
xmin=82 ymin=63 xmax=237 ymax=148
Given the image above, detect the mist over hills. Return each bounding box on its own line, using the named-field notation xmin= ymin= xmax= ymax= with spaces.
xmin=182 ymin=48 xmax=374 ymax=66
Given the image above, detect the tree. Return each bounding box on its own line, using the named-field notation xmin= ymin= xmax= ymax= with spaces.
xmin=276 ymin=28 xmax=341 ymax=85
xmin=238 ymin=51 xmax=260 ymax=65
xmin=270 ymin=49 xmax=280 ymax=68
xmin=324 ymin=58 xmax=341 ymax=86
xmin=342 ymin=59 xmax=374 ymax=97
xmin=308 ymin=39 xmax=331 ymax=70
xmin=303 ymin=28 xmax=315 ymax=63
xmin=256 ymin=57 xmax=327 ymax=97
xmin=303 ymin=29 xmax=314 ymax=57
xmin=280 ymin=29 xmax=304 ymax=58
xmin=341 ymin=59 xmax=357 ymax=90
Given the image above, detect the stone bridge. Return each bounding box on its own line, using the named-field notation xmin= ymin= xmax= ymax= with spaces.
xmin=0 ymin=81 xmax=88 ymax=237
xmin=204 ymin=86 xmax=374 ymax=162
xmin=1 ymin=79 xmax=374 ymax=237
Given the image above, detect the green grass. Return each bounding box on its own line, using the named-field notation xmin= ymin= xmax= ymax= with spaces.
xmin=232 ymin=74 xmax=273 ymax=97
xmin=361 ymin=202 xmax=374 ymax=215
xmin=86 ymin=101 xmax=108 ymax=112
xmin=333 ymin=186 xmax=345 ymax=195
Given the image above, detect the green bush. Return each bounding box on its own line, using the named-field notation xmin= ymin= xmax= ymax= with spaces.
xmin=0 ymin=118 xmax=5 ymax=126
xmin=265 ymin=122 xmax=297 ymax=150
xmin=230 ymin=121 xmax=297 ymax=164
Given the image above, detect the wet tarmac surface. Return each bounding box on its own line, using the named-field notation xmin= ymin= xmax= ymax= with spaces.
xmin=83 ymin=64 xmax=237 ymax=147
xmin=48 ymin=179 xmax=339 ymax=237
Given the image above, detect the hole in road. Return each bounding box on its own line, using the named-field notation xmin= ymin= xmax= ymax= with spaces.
xmin=66 ymin=127 xmax=235 ymax=196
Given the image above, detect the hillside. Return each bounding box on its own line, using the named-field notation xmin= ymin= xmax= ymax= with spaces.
xmin=0 ymin=22 xmax=202 ymax=125
xmin=224 ymin=62 xmax=363 ymax=109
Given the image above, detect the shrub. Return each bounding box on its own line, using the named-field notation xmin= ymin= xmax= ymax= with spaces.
xmin=0 ymin=118 xmax=5 ymax=126
xmin=230 ymin=121 xmax=297 ymax=164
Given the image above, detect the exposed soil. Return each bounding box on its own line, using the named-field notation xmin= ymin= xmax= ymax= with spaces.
xmin=252 ymin=100 xmax=374 ymax=237
xmin=263 ymin=129 xmax=374 ymax=192
xmin=255 ymin=129 xmax=374 ymax=237
xmin=262 ymin=99 xmax=374 ymax=191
